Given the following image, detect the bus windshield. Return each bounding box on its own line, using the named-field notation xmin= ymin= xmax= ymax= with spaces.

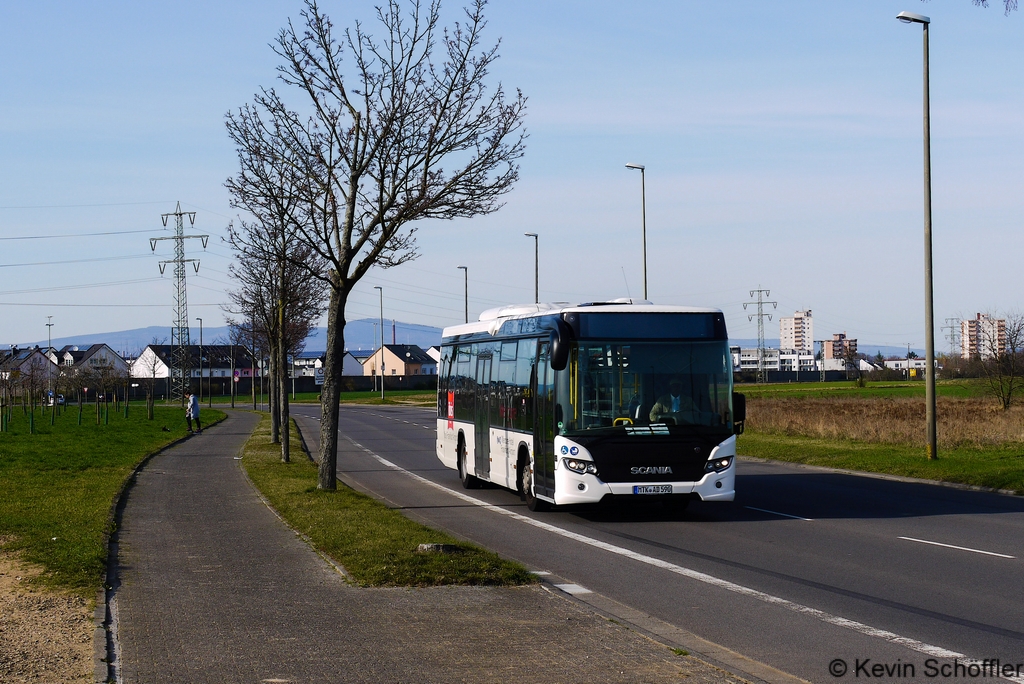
xmin=556 ymin=340 xmax=733 ymax=435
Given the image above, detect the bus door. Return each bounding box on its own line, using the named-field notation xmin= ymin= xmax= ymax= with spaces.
xmin=474 ymin=353 xmax=492 ymax=480
xmin=532 ymin=342 xmax=555 ymax=497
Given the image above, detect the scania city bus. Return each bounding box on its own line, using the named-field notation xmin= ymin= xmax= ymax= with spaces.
xmin=435 ymin=300 xmax=745 ymax=511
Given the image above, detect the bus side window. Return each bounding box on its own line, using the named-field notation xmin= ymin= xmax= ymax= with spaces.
xmin=516 ymin=339 xmax=537 ymax=431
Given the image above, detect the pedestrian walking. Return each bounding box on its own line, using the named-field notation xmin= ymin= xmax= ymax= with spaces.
xmin=186 ymin=392 xmax=202 ymax=434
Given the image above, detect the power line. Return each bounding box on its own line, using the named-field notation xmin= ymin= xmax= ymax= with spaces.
xmin=0 ymin=229 xmax=158 ymax=241
xmin=0 ymin=277 xmax=163 ymax=296
xmin=0 ymin=201 xmax=172 ymax=210
xmin=0 ymin=301 xmax=227 ymax=308
xmin=0 ymin=254 xmax=152 ymax=268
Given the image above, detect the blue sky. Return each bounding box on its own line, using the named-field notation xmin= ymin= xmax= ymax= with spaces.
xmin=1 ymin=1 xmax=1021 ymax=351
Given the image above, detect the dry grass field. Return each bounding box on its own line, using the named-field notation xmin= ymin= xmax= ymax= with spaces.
xmin=736 ymin=382 xmax=1024 ymax=493
xmin=747 ymin=396 xmax=1024 ymax=448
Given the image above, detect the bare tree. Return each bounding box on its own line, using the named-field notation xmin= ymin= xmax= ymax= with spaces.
xmin=978 ymin=311 xmax=1024 ymax=410
xmin=970 ymin=0 xmax=1018 ymax=15
xmin=235 ymin=0 xmax=527 ymax=489
xmin=225 ymin=86 xmax=329 ymax=464
xmin=225 ymin=318 xmax=261 ymax=411
xmin=223 ymin=229 xmax=324 ymax=462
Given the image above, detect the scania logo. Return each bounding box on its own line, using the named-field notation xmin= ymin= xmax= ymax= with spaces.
xmin=630 ymin=466 xmax=673 ymax=475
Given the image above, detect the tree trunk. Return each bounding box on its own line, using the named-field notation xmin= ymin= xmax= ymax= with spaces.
xmin=251 ymin=349 xmax=258 ymax=410
xmin=279 ymin=338 xmax=290 ymax=463
xmin=269 ymin=341 xmax=280 ymax=443
xmin=318 ymin=279 xmax=348 ymax=491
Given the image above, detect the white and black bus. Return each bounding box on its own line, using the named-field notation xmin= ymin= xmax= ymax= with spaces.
xmin=435 ymin=300 xmax=745 ymax=511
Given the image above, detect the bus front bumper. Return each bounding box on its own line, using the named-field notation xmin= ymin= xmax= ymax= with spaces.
xmin=552 ymin=465 xmax=735 ymax=506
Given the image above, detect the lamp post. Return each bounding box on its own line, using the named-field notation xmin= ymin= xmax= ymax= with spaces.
xmin=524 ymin=233 xmax=538 ymax=304
xmin=457 ymin=266 xmax=468 ymax=323
xmin=898 ymin=10 xmax=937 ymax=460
xmin=196 ymin=317 xmax=203 ymax=404
xmin=46 ymin=316 xmax=54 ymax=402
xmin=374 ymin=286 xmax=385 ymax=401
xmin=625 ymin=163 xmax=647 ymax=300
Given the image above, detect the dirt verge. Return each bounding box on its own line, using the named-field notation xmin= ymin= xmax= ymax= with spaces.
xmin=0 ymin=546 xmax=92 ymax=683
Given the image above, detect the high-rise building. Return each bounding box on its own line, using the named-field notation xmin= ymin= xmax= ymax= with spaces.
xmin=779 ymin=310 xmax=813 ymax=353
xmin=823 ymin=332 xmax=857 ymax=360
xmin=961 ymin=313 xmax=1006 ymax=359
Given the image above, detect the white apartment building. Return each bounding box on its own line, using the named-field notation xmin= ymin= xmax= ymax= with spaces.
xmin=731 ymin=346 xmax=818 ymax=373
xmin=733 ymin=347 xmax=780 ymax=372
xmin=779 ymin=310 xmax=813 ymax=353
xmin=961 ymin=313 xmax=1006 ymax=359
xmin=779 ymin=349 xmax=817 ymax=372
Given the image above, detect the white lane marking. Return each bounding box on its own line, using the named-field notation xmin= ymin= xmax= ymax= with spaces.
xmin=342 ymin=439 xmax=989 ymax=669
xmin=555 ymin=583 xmax=592 ymax=595
xmin=744 ymin=506 xmax=813 ymax=522
xmin=898 ymin=536 xmax=1016 ymax=559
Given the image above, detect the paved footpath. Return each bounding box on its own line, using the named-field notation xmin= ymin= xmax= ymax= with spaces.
xmin=112 ymin=410 xmax=749 ymax=684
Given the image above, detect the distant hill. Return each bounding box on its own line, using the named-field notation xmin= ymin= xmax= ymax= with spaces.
xmin=306 ymin=319 xmax=442 ymax=352
xmin=17 ymin=319 xmax=443 ymax=356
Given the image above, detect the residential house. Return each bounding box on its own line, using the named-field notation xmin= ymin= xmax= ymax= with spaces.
xmin=1 ymin=346 xmax=58 ymax=384
xmin=47 ymin=344 xmax=129 ymax=376
xmin=362 ymin=344 xmax=437 ymax=377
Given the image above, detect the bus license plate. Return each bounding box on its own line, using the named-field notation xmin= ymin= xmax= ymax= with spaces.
xmin=634 ymin=485 xmax=673 ymax=495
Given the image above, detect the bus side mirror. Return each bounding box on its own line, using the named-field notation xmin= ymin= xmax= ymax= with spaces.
xmin=549 ymin=318 xmax=571 ymax=371
xmin=732 ymin=392 xmax=745 ymax=435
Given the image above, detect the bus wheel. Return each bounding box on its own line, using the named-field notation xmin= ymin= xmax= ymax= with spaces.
xmin=516 ymin=450 xmax=528 ymax=501
xmin=458 ymin=438 xmax=479 ymax=489
xmin=523 ymin=462 xmax=549 ymax=512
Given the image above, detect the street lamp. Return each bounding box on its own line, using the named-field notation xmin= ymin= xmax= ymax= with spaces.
xmin=46 ymin=316 xmax=54 ymax=402
xmin=457 ymin=266 xmax=468 ymax=323
xmin=625 ymin=163 xmax=647 ymax=300
xmin=897 ymin=10 xmax=937 ymax=461
xmin=524 ymin=233 xmax=538 ymax=304
xmin=196 ymin=317 xmax=203 ymax=404
xmin=374 ymin=286 xmax=385 ymax=401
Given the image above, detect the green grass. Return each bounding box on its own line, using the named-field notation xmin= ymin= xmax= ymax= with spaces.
xmin=0 ymin=403 xmax=225 ymax=596
xmin=736 ymin=378 xmax=988 ymax=399
xmin=240 ymin=413 xmax=535 ymax=586
xmin=740 ymin=431 xmax=1024 ymax=494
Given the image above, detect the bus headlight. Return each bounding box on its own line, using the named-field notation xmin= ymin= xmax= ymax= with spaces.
xmin=563 ymin=458 xmax=598 ymax=475
xmin=705 ymin=456 xmax=733 ymax=473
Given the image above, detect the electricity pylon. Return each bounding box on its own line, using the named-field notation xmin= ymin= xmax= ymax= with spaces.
xmin=150 ymin=202 xmax=208 ymax=404
xmin=744 ymin=287 xmax=777 ymax=384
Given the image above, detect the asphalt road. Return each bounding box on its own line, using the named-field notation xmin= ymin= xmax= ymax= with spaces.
xmin=292 ymin=403 xmax=1024 ymax=684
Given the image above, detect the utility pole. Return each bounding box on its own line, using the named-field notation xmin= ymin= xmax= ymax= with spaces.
xmin=150 ymin=202 xmax=208 ymax=404
xmin=743 ymin=287 xmax=777 ymax=384
xmin=818 ymin=340 xmax=826 ymax=382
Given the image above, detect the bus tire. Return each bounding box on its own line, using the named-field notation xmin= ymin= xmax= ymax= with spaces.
xmin=516 ymin=448 xmax=529 ymax=501
xmin=523 ymin=462 xmax=549 ymax=512
xmin=458 ymin=437 xmax=479 ymax=489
